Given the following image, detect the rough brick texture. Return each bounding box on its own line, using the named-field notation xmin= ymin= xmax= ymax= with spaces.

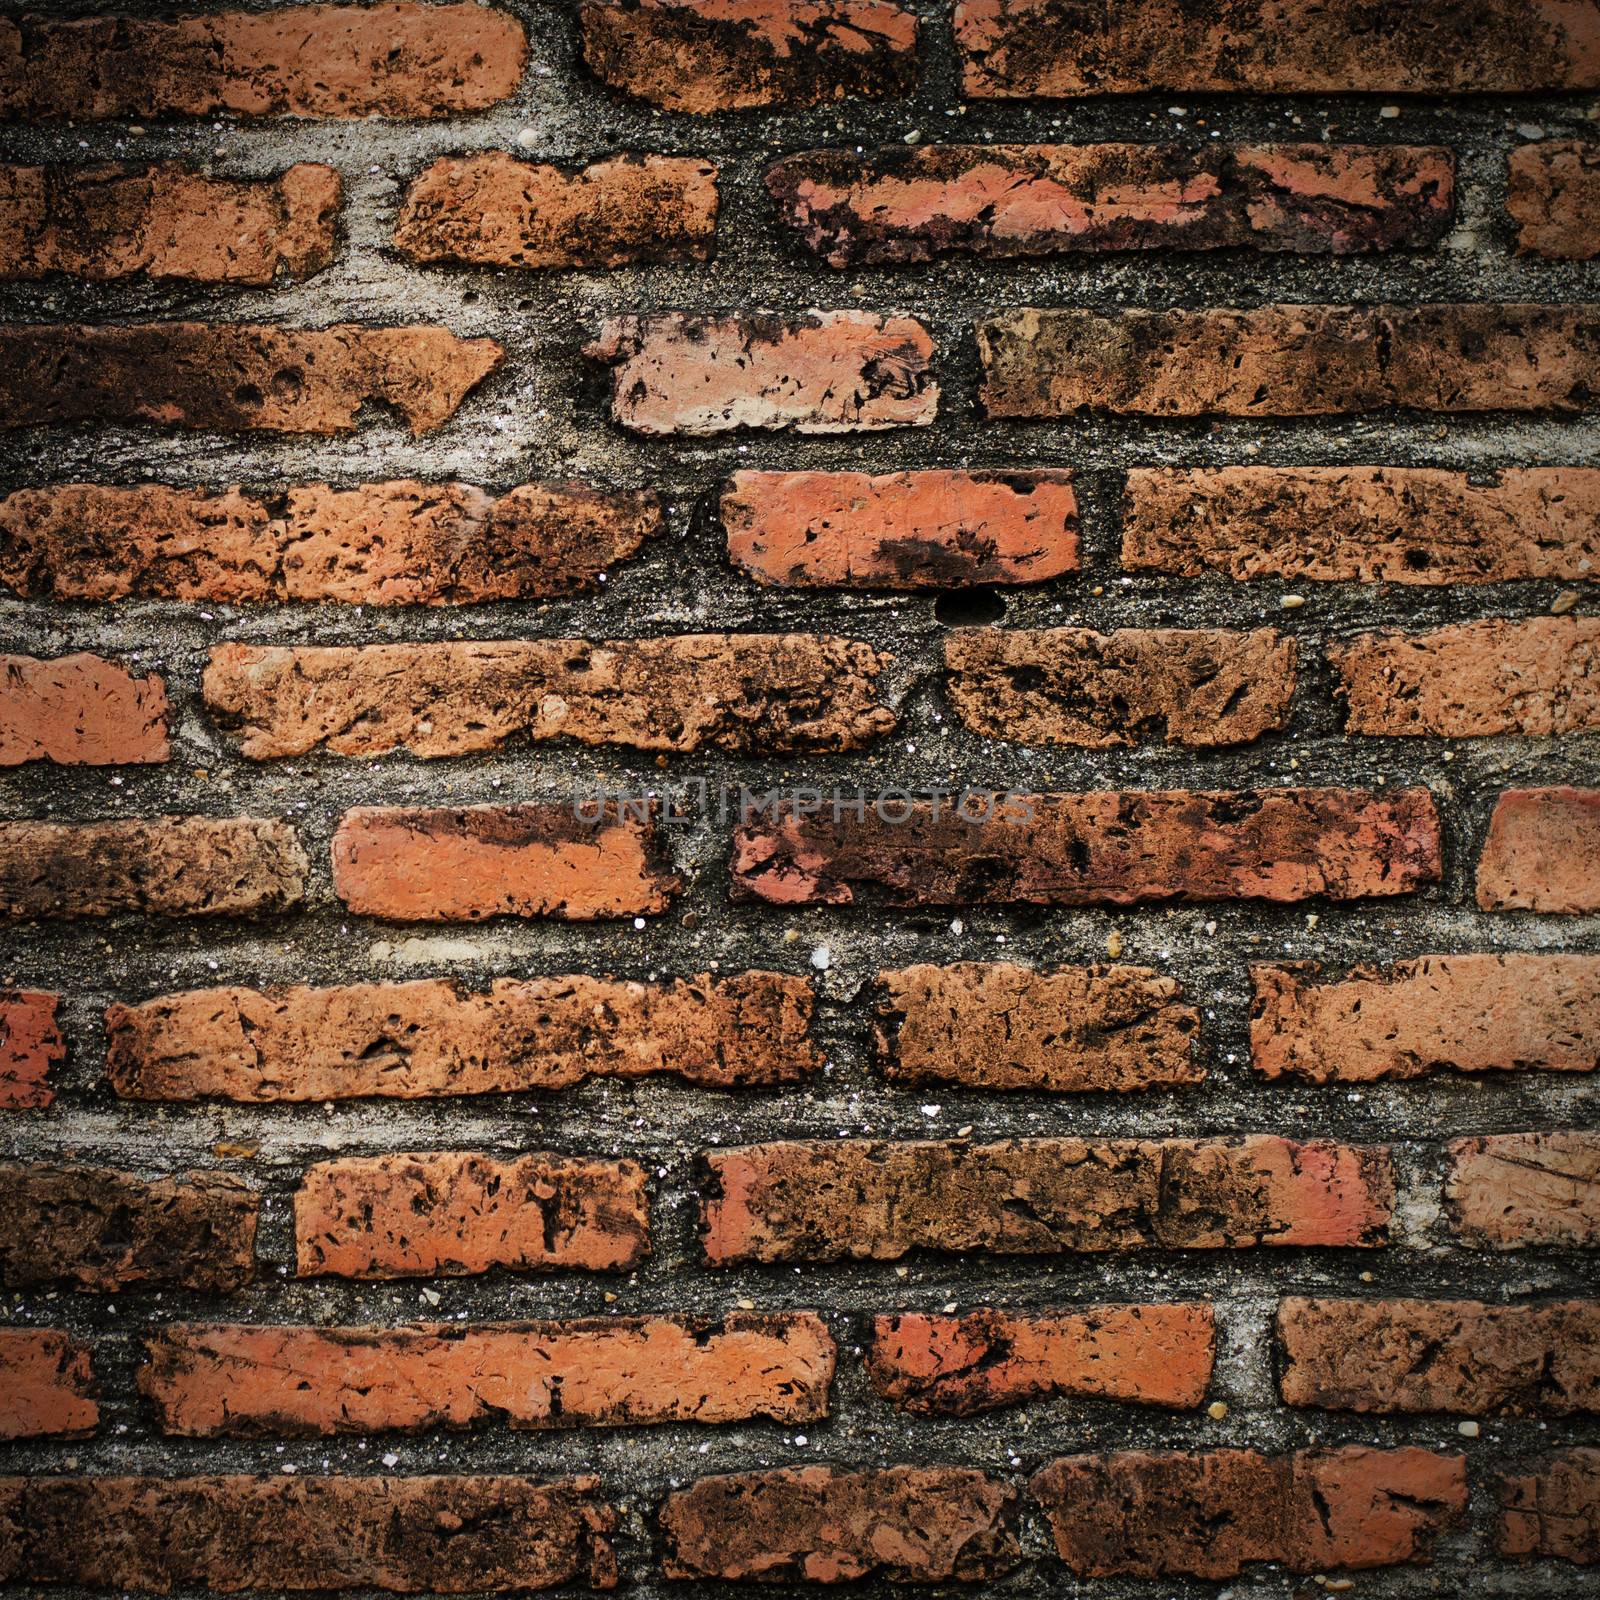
xmin=874 ymin=961 xmax=1202 ymax=1092
xmin=0 ymin=652 xmax=169 ymax=765
xmin=0 ymin=989 xmax=63 ymax=1108
xmin=588 ymin=312 xmax=936 ymax=435
xmin=107 ymin=972 xmax=818 ymax=1101
xmin=1278 ymin=1297 xmax=1600 ymax=1415
xmin=6 ymin=8 xmax=1599 ymax=1593
xmin=955 ymin=0 xmax=1600 ymax=95
xmin=578 ymin=0 xmax=918 ymax=112
xmin=0 ymin=1329 xmax=98 ymax=1439
xmin=944 ymin=626 xmax=1295 ymax=747
xmin=0 ymin=4 xmax=529 ymax=120
xmin=732 ymin=788 xmax=1441 ymax=906
xmin=0 ymin=163 xmax=339 ymax=283
xmin=203 ymin=635 xmax=895 ymax=758
xmin=1331 ymin=617 xmax=1600 ymax=736
xmin=978 ymin=304 xmax=1600 ymax=417
xmin=867 ymin=1304 xmax=1214 ymax=1415
xmin=1445 ymin=1132 xmax=1600 ymax=1250
xmin=0 ymin=1164 xmax=257 ymax=1293
xmin=0 ymin=1476 xmax=616 ymax=1591
xmin=1031 ymin=1447 xmax=1467 ymax=1578
xmin=1509 ymin=140 xmax=1600 ymax=259
xmin=0 ymin=323 xmax=502 ymax=435
xmin=702 ymin=1136 xmax=1393 ymax=1264
xmin=395 ymin=153 xmax=717 ymax=269
xmin=0 ymin=816 xmax=307 ymax=920
xmin=294 ymin=1152 xmax=650 ymax=1278
xmin=658 ymin=1466 xmax=1018 ymax=1582
xmin=1251 ymin=955 xmax=1600 ymax=1082
xmin=722 ymin=467 xmax=1079 ymax=588
xmin=331 ymin=803 xmax=677 ymax=922
xmin=1122 ymin=465 xmax=1600 ymax=584
xmin=142 ymin=1313 xmax=834 ymax=1435
xmin=1497 ymin=1450 xmax=1600 ymax=1563
xmin=1477 ymin=787 xmax=1600 ymax=912
xmin=769 ymin=144 xmax=1453 ymax=265
xmin=0 ymin=480 xmax=661 ymax=604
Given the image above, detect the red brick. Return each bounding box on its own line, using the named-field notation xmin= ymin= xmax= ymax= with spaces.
xmin=578 ymin=0 xmax=917 ymax=112
xmin=204 ymin=636 xmax=895 ymax=758
xmin=1031 ymin=1447 xmax=1466 ymax=1578
xmin=1498 ymin=1450 xmax=1600 ymax=1563
xmin=1445 ymin=1132 xmax=1600 ymax=1250
xmin=331 ymin=803 xmax=677 ymax=922
xmin=0 ymin=989 xmax=63 ymax=1109
xmin=587 ymin=312 xmax=935 ymax=436
xmin=0 ymin=1476 xmax=616 ymax=1591
xmin=0 ymin=480 xmax=661 ymax=604
xmin=0 ymin=652 xmax=169 ymax=765
xmin=875 ymin=961 xmax=1202 ymax=1093
xmin=0 ymin=323 xmax=501 ymax=435
xmin=978 ymin=304 xmax=1600 ymax=418
xmin=395 ymin=153 xmax=716 ymax=268
xmin=1121 ymin=465 xmax=1600 ymax=585
xmin=1509 ymin=140 xmax=1600 ymax=259
xmin=1478 ymin=787 xmax=1600 ymax=912
xmin=944 ymin=626 xmax=1294 ymax=748
xmin=731 ymin=788 xmax=1441 ymax=907
xmin=143 ymin=1313 xmax=833 ymax=1435
xmin=723 ymin=467 xmax=1079 ymax=589
xmin=701 ymin=1136 xmax=1393 ymax=1264
xmin=0 ymin=1330 xmax=97 ymax=1439
xmin=659 ymin=1466 xmax=1017 ymax=1582
xmin=1332 ymin=617 xmax=1600 ymax=736
xmin=0 ymin=163 xmax=337 ymax=283
xmin=0 ymin=816 xmax=307 ymax=920
xmin=1252 ymin=955 xmax=1600 ymax=1083
xmin=294 ymin=1152 xmax=650 ymax=1279
xmin=107 ymin=971 xmax=819 ymax=1101
xmin=1279 ymin=1297 xmax=1600 ymax=1415
xmin=955 ymin=0 xmax=1600 ymax=95
xmin=769 ymin=144 xmax=1452 ymax=265
xmin=0 ymin=1163 xmax=257 ymax=1293
xmin=867 ymin=1304 xmax=1214 ymax=1415
xmin=0 ymin=4 xmax=528 ymax=120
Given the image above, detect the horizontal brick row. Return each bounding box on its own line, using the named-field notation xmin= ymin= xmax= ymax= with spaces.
xmin=10 ymin=953 xmax=1596 ymax=1109
xmin=0 ymin=491 xmax=1563 ymax=616
xmin=11 ymin=140 xmax=1597 ymax=282
xmin=7 ymin=1 xmax=1596 ymax=121
xmin=7 ymin=791 xmax=1595 ymax=920
xmin=6 ymin=623 xmax=1593 ymax=765
xmin=7 ymin=467 xmax=1595 ymax=598
xmin=2 ymin=1137 xmax=1590 ymax=1290
xmin=6 ymin=308 xmax=1600 ymax=435
xmin=0 ymin=1456 xmax=1585 ymax=1581
xmin=13 ymin=1295 xmax=1600 ymax=1441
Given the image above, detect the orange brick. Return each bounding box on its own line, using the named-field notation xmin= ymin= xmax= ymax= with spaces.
xmin=0 ymin=652 xmax=169 ymax=765
xmin=294 ymin=1152 xmax=650 ymax=1279
xmin=143 ymin=1314 xmax=833 ymax=1434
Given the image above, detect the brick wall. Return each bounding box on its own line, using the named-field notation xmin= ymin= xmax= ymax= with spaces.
xmin=2 ymin=0 xmax=1599 ymax=1591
